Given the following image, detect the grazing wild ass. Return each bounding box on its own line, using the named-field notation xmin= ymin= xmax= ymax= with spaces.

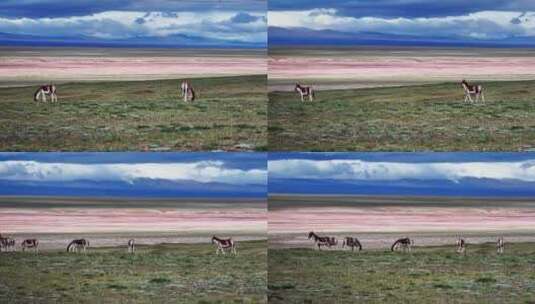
xmin=295 ymin=83 xmax=314 ymax=102
xmin=456 ymin=237 xmax=467 ymax=255
xmin=211 ymin=236 xmax=237 ymax=255
xmin=21 ymin=239 xmax=39 ymax=253
xmin=34 ymin=84 xmax=58 ymax=103
xmin=497 ymin=237 xmax=505 ymax=254
xmin=391 ymin=237 xmax=413 ymax=252
xmin=67 ymin=239 xmax=89 ymax=253
xmin=128 ymin=239 xmax=135 ymax=253
xmin=461 ymin=79 xmax=485 ymax=104
xmin=342 ymin=237 xmax=362 ymax=252
xmin=308 ymin=231 xmax=337 ymax=250
xmin=180 ymin=80 xmax=196 ymax=102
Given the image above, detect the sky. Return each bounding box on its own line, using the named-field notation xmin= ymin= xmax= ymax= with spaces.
xmin=0 ymin=153 xmax=267 ymax=198
xmin=0 ymin=0 xmax=267 ymax=48
xmin=269 ymin=153 xmax=535 ymax=197
xmin=269 ymin=0 xmax=535 ymax=47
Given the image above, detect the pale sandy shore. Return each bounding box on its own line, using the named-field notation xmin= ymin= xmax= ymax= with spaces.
xmin=269 ymin=195 xmax=535 ymax=249
xmin=269 ymin=232 xmax=535 ymax=250
xmin=269 ymin=47 xmax=535 ymax=91
xmin=0 ymin=47 xmax=266 ymax=87
xmin=7 ymin=232 xmax=266 ymax=252
xmin=0 ymin=196 xmax=266 ymax=250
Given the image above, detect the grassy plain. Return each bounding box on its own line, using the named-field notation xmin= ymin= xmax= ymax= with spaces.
xmin=268 ymin=242 xmax=535 ymax=303
xmin=268 ymin=80 xmax=535 ymax=151
xmin=0 ymin=240 xmax=267 ymax=303
xmin=0 ymin=75 xmax=266 ymax=151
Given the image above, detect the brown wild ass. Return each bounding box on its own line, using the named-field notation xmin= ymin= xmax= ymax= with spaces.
xmin=128 ymin=239 xmax=135 ymax=253
xmin=461 ymin=79 xmax=485 ymax=104
xmin=295 ymin=83 xmax=315 ymax=102
xmin=34 ymin=84 xmax=58 ymax=103
xmin=456 ymin=236 xmax=467 ymax=255
xmin=308 ymin=231 xmax=337 ymax=250
xmin=0 ymin=236 xmax=15 ymax=252
xmin=211 ymin=236 xmax=237 ymax=255
xmin=391 ymin=237 xmax=413 ymax=252
xmin=67 ymin=239 xmax=89 ymax=253
xmin=342 ymin=237 xmax=362 ymax=252
xmin=21 ymin=239 xmax=39 ymax=253
xmin=497 ymin=236 xmax=505 ymax=254
xmin=180 ymin=80 xmax=196 ymax=102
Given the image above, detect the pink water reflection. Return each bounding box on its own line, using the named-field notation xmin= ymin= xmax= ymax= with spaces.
xmin=0 ymin=208 xmax=266 ymax=234
xmin=269 ymin=207 xmax=535 ymax=234
xmin=0 ymin=56 xmax=266 ymax=84
xmin=269 ymin=55 xmax=535 ymax=90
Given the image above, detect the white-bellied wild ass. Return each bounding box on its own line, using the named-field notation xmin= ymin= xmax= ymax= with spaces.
xmin=391 ymin=237 xmax=413 ymax=252
xmin=0 ymin=237 xmax=6 ymax=252
xmin=21 ymin=239 xmax=39 ymax=253
xmin=308 ymin=231 xmax=337 ymax=250
xmin=497 ymin=236 xmax=505 ymax=254
xmin=211 ymin=236 xmax=237 ymax=255
xmin=295 ymin=83 xmax=314 ymax=102
xmin=0 ymin=236 xmax=15 ymax=252
xmin=180 ymin=80 xmax=196 ymax=102
xmin=67 ymin=239 xmax=89 ymax=253
xmin=461 ymin=79 xmax=485 ymax=104
xmin=456 ymin=236 xmax=467 ymax=255
xmin=128 ymin=239 xmax=135 ymax=253
xmin=342 ymin=237 xmax=362 ymax=252
xmin=34 ymin=84 xmax=57 ymax=103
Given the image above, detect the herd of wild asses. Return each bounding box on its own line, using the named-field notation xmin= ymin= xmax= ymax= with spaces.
xmin=0 ymin=234 xmax=238 ymax=255
xmin=33 ymin=80 xmax=197 ymax=104
xmin=294 ymin=79 xmax=485 ymax=104
xmin=308 ymin=232 xmax=506 ymax=254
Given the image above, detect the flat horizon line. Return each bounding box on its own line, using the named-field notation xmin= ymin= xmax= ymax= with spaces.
xmin=268 ymin=44 xmax=535 ymax=50
xmin=0 ymin=195 xmax=266 ymax=201
xmin=268 ymin=193 xmax=535 ymax=201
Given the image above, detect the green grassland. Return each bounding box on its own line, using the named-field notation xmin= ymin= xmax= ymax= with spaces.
xmin=268 ymin=242 xmax=535 ymax=303
xmin=268 ymin=80 xmax=535 ymax=151
xmin=0 ymin=240 xmax=266 ymax=303
xmin=0 ymin=75 xmax=266 ymax=151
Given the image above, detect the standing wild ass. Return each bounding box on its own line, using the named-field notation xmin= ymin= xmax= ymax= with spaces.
xmin=295 ymin=83 xmax=315 ymax=102
xmin=456 ymin=236 xmax=467 ymax=255
xmin=0 ymin=236 xmax=15 ymax=252
xmin=497 ymin=236 xmax=505 ymax=254
xmin=21 ymin=239 xmax=39 ymax=253
xmin=128 ymin=239 xmax=135 ymax=253
xmin=461 ymin=79 xmax=485 ymax=104
xmin=212 ymin=236 xmax=237 ymax=255
xmin=308 ymin=231 xmax=337 ymax=250
xmin=34 ymin=84 xmax=58 ymax=103
xmin=180 ymin=80 xmax=196 ymax=102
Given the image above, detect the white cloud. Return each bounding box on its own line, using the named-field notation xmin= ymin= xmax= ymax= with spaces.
xmin=0 ymin=161 xmax=267 ymax=185
xmin=269 ymin=9 xmax=535 ymax=39
xmin=0 ymin=10 xmax=267 ymax=43
xmin=269 ymin=159 xmax=535 ymax=182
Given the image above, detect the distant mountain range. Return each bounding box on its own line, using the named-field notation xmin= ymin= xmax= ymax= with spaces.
xmin=269 ymin=177 xmax=535 ymax=197
xmin=269 ymin=26 xmax=535 ymax=48
xmin=0 ymin=179 xmax=266 ymax=198
xmin=0 ymin=32 xmax=265 ymax=48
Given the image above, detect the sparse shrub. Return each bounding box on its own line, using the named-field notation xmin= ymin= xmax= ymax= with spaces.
xmin=149 ymin=277 xmax=171 ymax=284
xmin=475 ymin=277 xmax=497 ymax=283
